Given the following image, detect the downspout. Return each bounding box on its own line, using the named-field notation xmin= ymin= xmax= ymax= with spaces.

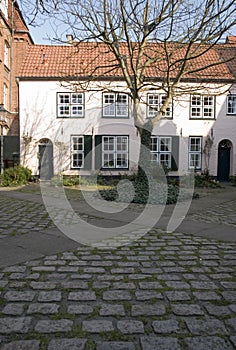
xmin=9 ymin=0 xmax=16 ymax=114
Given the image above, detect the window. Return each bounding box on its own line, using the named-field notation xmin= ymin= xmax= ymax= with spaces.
xmin=57 ymin=93 xmax=84 ymax=117
xmin=71 ymin=136 xmax=84 ymax=168
xmin=4 ymin=41 xmax=9 ymax=67
xmin=227 ymin=95 xmax=236 ymax=115
xmin=102 ymin=136 xmax=129 ymax=168
xmin=103 ymin=93 xmax=129 ymax=117
xmin=150 ymin=136 xmax=172 ymax=168
xmin=147 ymin=94 xmax=172 ymax=118
xmin=0 ymin=0 xmax=8 ymax=18
xmin=189 ymin=137 xmax=202 ymax=169
xmin=190 ymin=95 xmax=215 ymax=119
xmin=3 ymin=83 xmax=8 ymax=109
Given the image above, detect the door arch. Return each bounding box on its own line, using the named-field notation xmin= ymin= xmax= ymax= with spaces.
xmin=217 ymin=139 xmax=232 ymax=182
xmin=38 ymin=139 xmax=53 ymax=180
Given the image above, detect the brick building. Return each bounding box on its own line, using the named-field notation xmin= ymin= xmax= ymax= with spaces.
xmin=0 ymin=0 xmax=33 ymax=171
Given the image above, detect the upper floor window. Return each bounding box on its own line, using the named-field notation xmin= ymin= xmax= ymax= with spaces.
xmin=227 ymin=95 xmax=236 ymax=115
xmin=0 ymin=0 xmax=8 ymax=18
xmin=103 ymin=93 xmax=129 ymax=117
xmin=189 ymin=136 xmax=202 ymax=169
xmin=57 ymin=92 xmax=84 ymax=117
xmin=147 ymin=94 xmax=172 ymax=118
xmin=4 ymin=41 xmax=9 ymax=67
xmin=71 ymin=135 xmax=84 ymax=168
xmin=102 ymin=136 xmax=129 ymax=168
xmin=190 ymin=95 xmax=215 ymax=119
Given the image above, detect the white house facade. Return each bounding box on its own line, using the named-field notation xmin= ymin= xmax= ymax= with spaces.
xmin=18 ymin=41 xmax=236 ymax=181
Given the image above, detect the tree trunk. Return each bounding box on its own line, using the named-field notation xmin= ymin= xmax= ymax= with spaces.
xmin=134 ymin=121 xmax=153 ymax=203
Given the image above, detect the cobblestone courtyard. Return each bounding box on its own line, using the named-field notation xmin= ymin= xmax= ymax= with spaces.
xmin=0 ymin=186 xmax=235 ymax=349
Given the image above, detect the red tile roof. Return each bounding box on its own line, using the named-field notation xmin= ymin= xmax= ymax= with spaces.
xmin=18 ymin=41 xmax=236 ymax=82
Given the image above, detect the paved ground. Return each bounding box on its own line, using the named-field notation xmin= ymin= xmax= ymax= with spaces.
xmin=0 ymin=184 xmax=235 ymax=349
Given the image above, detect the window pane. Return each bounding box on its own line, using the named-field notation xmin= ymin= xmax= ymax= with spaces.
xmin=161 ymin=95 xmax=171 ymax=116
xmin=150 ymin=137 xmax=158 ymax=152
xmin=148 ymin=95 xmax=159 ymax=105
xmin=227 ymin=95 xmax=236 ymax=114
xmin=150 ymin=153 xmax=159 ymax=162
xmin=116 ymin=153 xmax=128 ymax=168
xmin=160 ymin=153 xmax=171 ymax=168
xmin=191 ymin=95 xmax=201 ymax=105
xmin=103 ymin=153 xmax=114 ymax=168
xmin=59 ymin=106 xmax=70 ymax=115
xmin=116 ymin=136 xmax=128 ymax=151
xmin=189 ymin=153 xmax=201 ymax=169
xmin=103 ymin=137 xmax=115 ymax=151
xmin=72 ymin=105 xmax=83 ymax=116
xmin=190 ymin=138 xmax=201 ymax=152
xmin=73 ymin=153 xmax=83 ymax=167
xmin=191 ymin=107 xmax=201 ymax=117
xmin=59 ymin=94 xmax=70 ymax=104
xmin=116 ymin=94 xmax=128 ymax=117
xmin=160 ymin=137 xmax=171 ymax=152
xmin=72 ymin=93 xmax=83 ymax=104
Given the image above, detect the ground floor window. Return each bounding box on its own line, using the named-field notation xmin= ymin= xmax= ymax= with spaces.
xmin=102 ymin=136 xmax=129 ymax=169
xmin=71 ymin=135 xmax=84 ymax=168
xmin=150 ymin=136 xmax=172 ymax=168
xmin=189 ymin=136 xmax=202 ymax=169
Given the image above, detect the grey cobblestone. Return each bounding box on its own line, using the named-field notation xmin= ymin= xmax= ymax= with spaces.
xmin=184 ymin=336 xmax=234 ymax=350
xmin=140 ymin=336 xmax=181 ymax=350
xmin=1 ymin=340 xmax=40 ymax=350
xmin=47 ymin=338 xmax=87 ymax=350
xmin=0 ymin=317 xmax=32 ymax=334
xmin=97 ymin=342 xmax=135 ymax=350
xmin=117 ymin=320 xmax=144 ymax=334
xmin=27 ymin=303 xmax=60 ymax=314
xmin=0 ymin=188 xmax=236 ymax=348
xmin=35 ymin=319 xmax=73 ymax=333
xmin=152 ymin=319 xmax=180 ymax=333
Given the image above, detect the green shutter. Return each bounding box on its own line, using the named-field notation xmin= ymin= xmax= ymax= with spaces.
xmin=84 ymin=135 xmax=92 ymax=170
xmin=171 ymin=136 xmax=179 ymax=171
xmin=95 ymin=135 xmax=103 ymax=170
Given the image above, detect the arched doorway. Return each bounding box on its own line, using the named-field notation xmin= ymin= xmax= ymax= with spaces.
xmin=38 ymin=139 xmax=53 ymax=180
xmin=217 ymin=139 xmax=232 ymax=182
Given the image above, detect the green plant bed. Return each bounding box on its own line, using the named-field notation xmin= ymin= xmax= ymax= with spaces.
xmin=194 ymin=174 xmax=221 ymax=188
xmin=98 ymin=181 xmax=198 ymax=205
xmin=0 ymin=166 xmax=33 ymax=187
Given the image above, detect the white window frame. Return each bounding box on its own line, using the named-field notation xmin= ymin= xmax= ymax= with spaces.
xmin=227 ymin=94 xmax=236 ymax=115
xmin=4 ymin=41 xmax=9 ymax=67
xmin=189 ymin=136 xmax=202 ymax=170
xmin=103 ymin=93 xmax=129 ymax=118
xmin=71 ymin=136 xmax=84 ymax=168
xmin=150 ymin=136 xmax=172 ymax=168
xmin=147 ymin=94 xmax=172 ymax=118
xmin=57 ymin=92 xmax=84 ymax=117
xmin=190 ymin=95 xmax=215 ymax=119
xmin=102 ymin=136 xmax=129 ymax=169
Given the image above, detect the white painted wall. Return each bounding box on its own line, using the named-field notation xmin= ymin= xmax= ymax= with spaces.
xmin=19 ymin=79 xmax=236 ymax=178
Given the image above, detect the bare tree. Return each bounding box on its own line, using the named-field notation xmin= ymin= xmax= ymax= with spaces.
xmin=19 ymin=0 xmax=236 ymax=180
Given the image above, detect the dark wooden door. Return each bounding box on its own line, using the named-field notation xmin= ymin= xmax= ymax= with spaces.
xmin=217 ymin=147 xmax=230 ymax=182
xmin=38 ymin=143 xmax=53 ymax=180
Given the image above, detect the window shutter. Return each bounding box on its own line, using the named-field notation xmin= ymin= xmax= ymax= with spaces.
xmin=95 ymin=135 xmax=103 ymax=170
xmin=84 ymin=135 xmax=92 ymax=170
xmin=171 ymin=136 xmax=179 ymax=171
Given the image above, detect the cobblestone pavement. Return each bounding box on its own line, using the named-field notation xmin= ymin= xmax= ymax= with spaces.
xmin=0 ymin=188 xmax=236 ymax=349
xmin=0 ymin=230 xmax=235 ymax=349
xmin=0 ymin=196 xmax=53 ymax=238
xmin=190 ymin=200 xmax=236 ymax=227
